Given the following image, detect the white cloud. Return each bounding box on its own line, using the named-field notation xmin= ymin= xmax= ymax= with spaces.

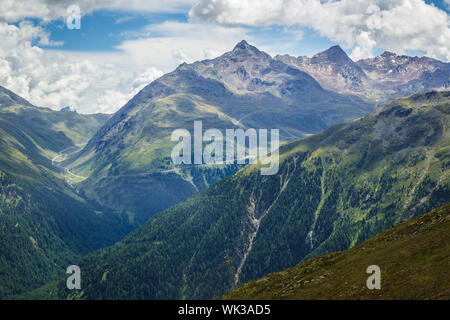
xmin=0 ymin=0 xmax=196 ymax=22
xmin=189 ymin=0 xmax=450 ymax=61
xmin=0 ymin=20 xmax=251 ymax=114
xmin=0 ymin=21 xmax=163 ymax=114
xmin=3 ymin=0 xmax=447 ymax=115
xmin=115 ymin=22 xmax=250 ymax=70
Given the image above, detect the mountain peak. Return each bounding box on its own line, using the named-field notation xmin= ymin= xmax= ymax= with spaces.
xmin=380 ymin=51 xmax=397 ymax=58
xmin=328 ymin=45 xmax=346 ymax=54
xmin=233 ymin=40 xmax=251 ymax=50
xmin=231 ymin=40 xmax=265 ymax=57
xmin=60 ymin=106 xmax=76 ymax=112
xmin=311 ymin=45 xmax=352 ymax=64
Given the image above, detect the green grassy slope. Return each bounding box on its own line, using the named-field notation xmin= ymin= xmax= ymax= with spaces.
xmin=0 ymin=86 xmax=109 ymax=149
xmin=0 ymin=87 xmax=130 ymax=299
xmin=222 ymin=203 xmax=450 ymax=300
xmin=54 ymin=91 xmax=449 ymax=300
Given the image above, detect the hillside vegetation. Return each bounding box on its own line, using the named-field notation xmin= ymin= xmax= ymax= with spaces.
xmin=54 ymin=91 xmax=449 ymax=300
xmin=0 ymin=86 xmax=131 ymax=298
xmin=222 ymin=203 xmax=450 ymax=300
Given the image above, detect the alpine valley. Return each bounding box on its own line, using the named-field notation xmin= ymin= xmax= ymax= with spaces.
xmin=54 ymin=90 xmax=449 ymax=300
xmin=0 ymin=86 xmax=132 ymax=298
xmin=1 ymin=41 xmax=449 ymax=300
xmin=65 ymin=40 xmax=373 ymax=225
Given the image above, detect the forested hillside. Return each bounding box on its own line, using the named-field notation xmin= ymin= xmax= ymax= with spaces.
xmin=222 ymin=203 xmax=450 ymax=300
xmin=0 ymin=86 xmax=131 ymax=298
xmin=55 ymin=91 xmax=449 ymax=300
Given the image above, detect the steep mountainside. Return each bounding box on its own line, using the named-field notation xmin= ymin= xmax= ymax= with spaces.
xmin=56 ymin=91 xmax=449 ymax=300
xmin=222 ymin=203 xmax=450 ymax=300
xmin=0 ymin=86 xmax=34 ymax=108
xmin=277 ymin=46 xmax=450 ymax=103
xmin=0 ymin=87 xmax=130 ymax=298
xmin=0 ymin=86 xmax=110 ymax=148
xmin=66 ymin=40 xmax=373 ymax=225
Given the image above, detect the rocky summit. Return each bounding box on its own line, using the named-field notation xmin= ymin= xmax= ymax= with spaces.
xmin=277 ymin=46 xmax=450 ymax=102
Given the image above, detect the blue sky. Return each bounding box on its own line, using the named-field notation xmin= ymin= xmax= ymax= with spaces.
xmin=38 ymin=11 xmax=189 ymax=52
xmin=1 ymin=0 xmax=449 ymax=114
xmin=33 ymin=8 xmax=339 ymax=60
xmin=35 ymin=0 xmax=448 ymax=57
xmin=38 ymin=11 xmax=336 ymax=57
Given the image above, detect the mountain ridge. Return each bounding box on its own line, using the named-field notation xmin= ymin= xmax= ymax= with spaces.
xmin=277 ymin=46 xmax=450 ymax=102
xmin=65 ymin=40 xmax=373 ymax=225
xmin=0 ymin=85 xmax=34 ymax=108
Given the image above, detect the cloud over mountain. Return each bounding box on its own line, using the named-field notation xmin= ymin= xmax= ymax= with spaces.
xmin=0 ymin=0 xmax=448 ymax=114
xmin=190 ymin=0 xmax=450 ymax=62
xmin=0 ymin=0 xmax=195 ymax=22
xmin=0 ymin=21 xmax=163 ymax=113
